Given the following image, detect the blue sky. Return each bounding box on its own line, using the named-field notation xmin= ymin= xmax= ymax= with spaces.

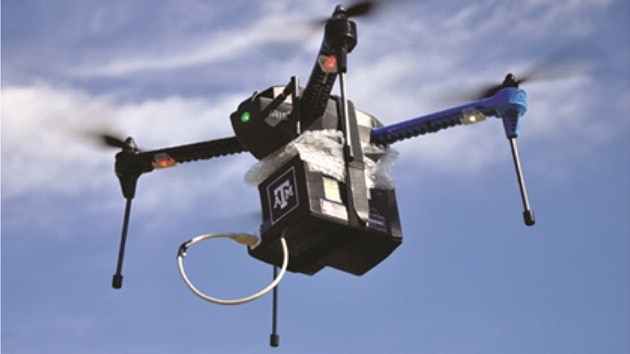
xmin=2 ymin=1 xmax=628 ymax=353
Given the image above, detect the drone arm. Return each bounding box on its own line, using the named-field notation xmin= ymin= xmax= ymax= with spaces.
xmin=114 ymin=136 xmax=247 ymax=187
xmin=299 ymin=54 xmax=339 ymax=130
xmin=370 ymin=103 xmax=484 ymax=145
xmin=299 ymin=8 xmax=358 ymax=130
xmin=136 ymin=136 xmax=247 ymax=168
xmin=370 ymin=88 xmax=527 ymax=145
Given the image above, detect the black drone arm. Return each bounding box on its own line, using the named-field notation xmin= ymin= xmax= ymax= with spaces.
xmin=136 ymin=136 xmax=247 ymax=167
xmin=114 ymin=136 xmax=246 ymax=199
xmin=116 ymin=136 xmax=245 ymax=175
xmin=299 ymin=6 xmax=358 ymax=129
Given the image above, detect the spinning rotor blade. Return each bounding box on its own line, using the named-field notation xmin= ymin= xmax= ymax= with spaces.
xmin=267 ymin=0 xmax=398 ymax=48
xmin=345 ymin=0 xmax=378 ymax=18
xmin=100 ymin=133 xmax=128 ymax=149
xmin=311 ymin=0 xmax=381 ymax=26
xmin=81 ymin=128 xmax=134 ymax=150
xmin=468 ymin=41 xmax=607 ymax=100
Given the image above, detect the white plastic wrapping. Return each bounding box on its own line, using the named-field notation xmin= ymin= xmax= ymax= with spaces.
xmin=244 ymin=129 xmax=345 ymax=186
xmin=364 ymin=143 xmax=399 ymax=190
xmin=244 ymin=129 xmax=398 ymax=190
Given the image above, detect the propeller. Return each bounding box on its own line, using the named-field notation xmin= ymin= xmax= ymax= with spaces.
xmin=473 ymin=73 xmax=523 ymax=101
xmin=467 ymin=40 xmax=608 ymax=101
xmin=259 ymin=0 xmax=397 ymax=58
xmin=335 ymin=0 xmax=379 ymax=19
xmin=309 ymin=0 xmax=383 ymax=27
xmin=100 ymin=133 xmax=128 ymax=149
xmin=82 ymin=129 xmax=137 ymax=151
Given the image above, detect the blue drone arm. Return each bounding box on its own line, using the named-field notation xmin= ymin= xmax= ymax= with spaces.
xmin=370 ymin=87 xmax=528 ymax=145
xmin=370 ymin=87 xmax=535 ymax=227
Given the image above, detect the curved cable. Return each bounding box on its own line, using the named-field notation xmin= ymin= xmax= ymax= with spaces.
xmin=176 ymin=233 xmax=289 ymax=305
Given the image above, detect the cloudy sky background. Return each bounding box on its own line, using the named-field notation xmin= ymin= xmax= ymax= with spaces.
xmin=2 ymin=1 xmax=628 ymax=353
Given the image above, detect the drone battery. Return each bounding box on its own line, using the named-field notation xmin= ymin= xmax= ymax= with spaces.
xmin=248 ymin=154 xmax=402 ymax=276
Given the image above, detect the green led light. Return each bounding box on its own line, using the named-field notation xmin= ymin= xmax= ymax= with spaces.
xmin=240 ymin=111 xmax=251 ymax=123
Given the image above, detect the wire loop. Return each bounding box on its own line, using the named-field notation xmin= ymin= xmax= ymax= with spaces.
xmin=176 ymin=233 xmax=289 ymax=305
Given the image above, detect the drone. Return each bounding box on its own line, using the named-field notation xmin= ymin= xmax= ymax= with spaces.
xmin=102 ymin=1 xmax=539 ymax=347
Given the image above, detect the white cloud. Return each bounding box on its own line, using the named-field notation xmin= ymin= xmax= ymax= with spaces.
xmin=69 ymin=4 xmax=322 ymax=79
xmin=0 ymin=84 xmax=252 ymax=203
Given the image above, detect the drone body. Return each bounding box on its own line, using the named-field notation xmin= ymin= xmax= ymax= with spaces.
xmin=104 ymin=1 xmax=536 ymax=347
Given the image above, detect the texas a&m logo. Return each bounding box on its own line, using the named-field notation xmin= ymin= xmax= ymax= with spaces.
xmin=267 ymin=167 xmax=299 ymax=224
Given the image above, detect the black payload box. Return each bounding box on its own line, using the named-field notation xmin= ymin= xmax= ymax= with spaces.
xmin=248 ymin=154 xmax=402 ymax=276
